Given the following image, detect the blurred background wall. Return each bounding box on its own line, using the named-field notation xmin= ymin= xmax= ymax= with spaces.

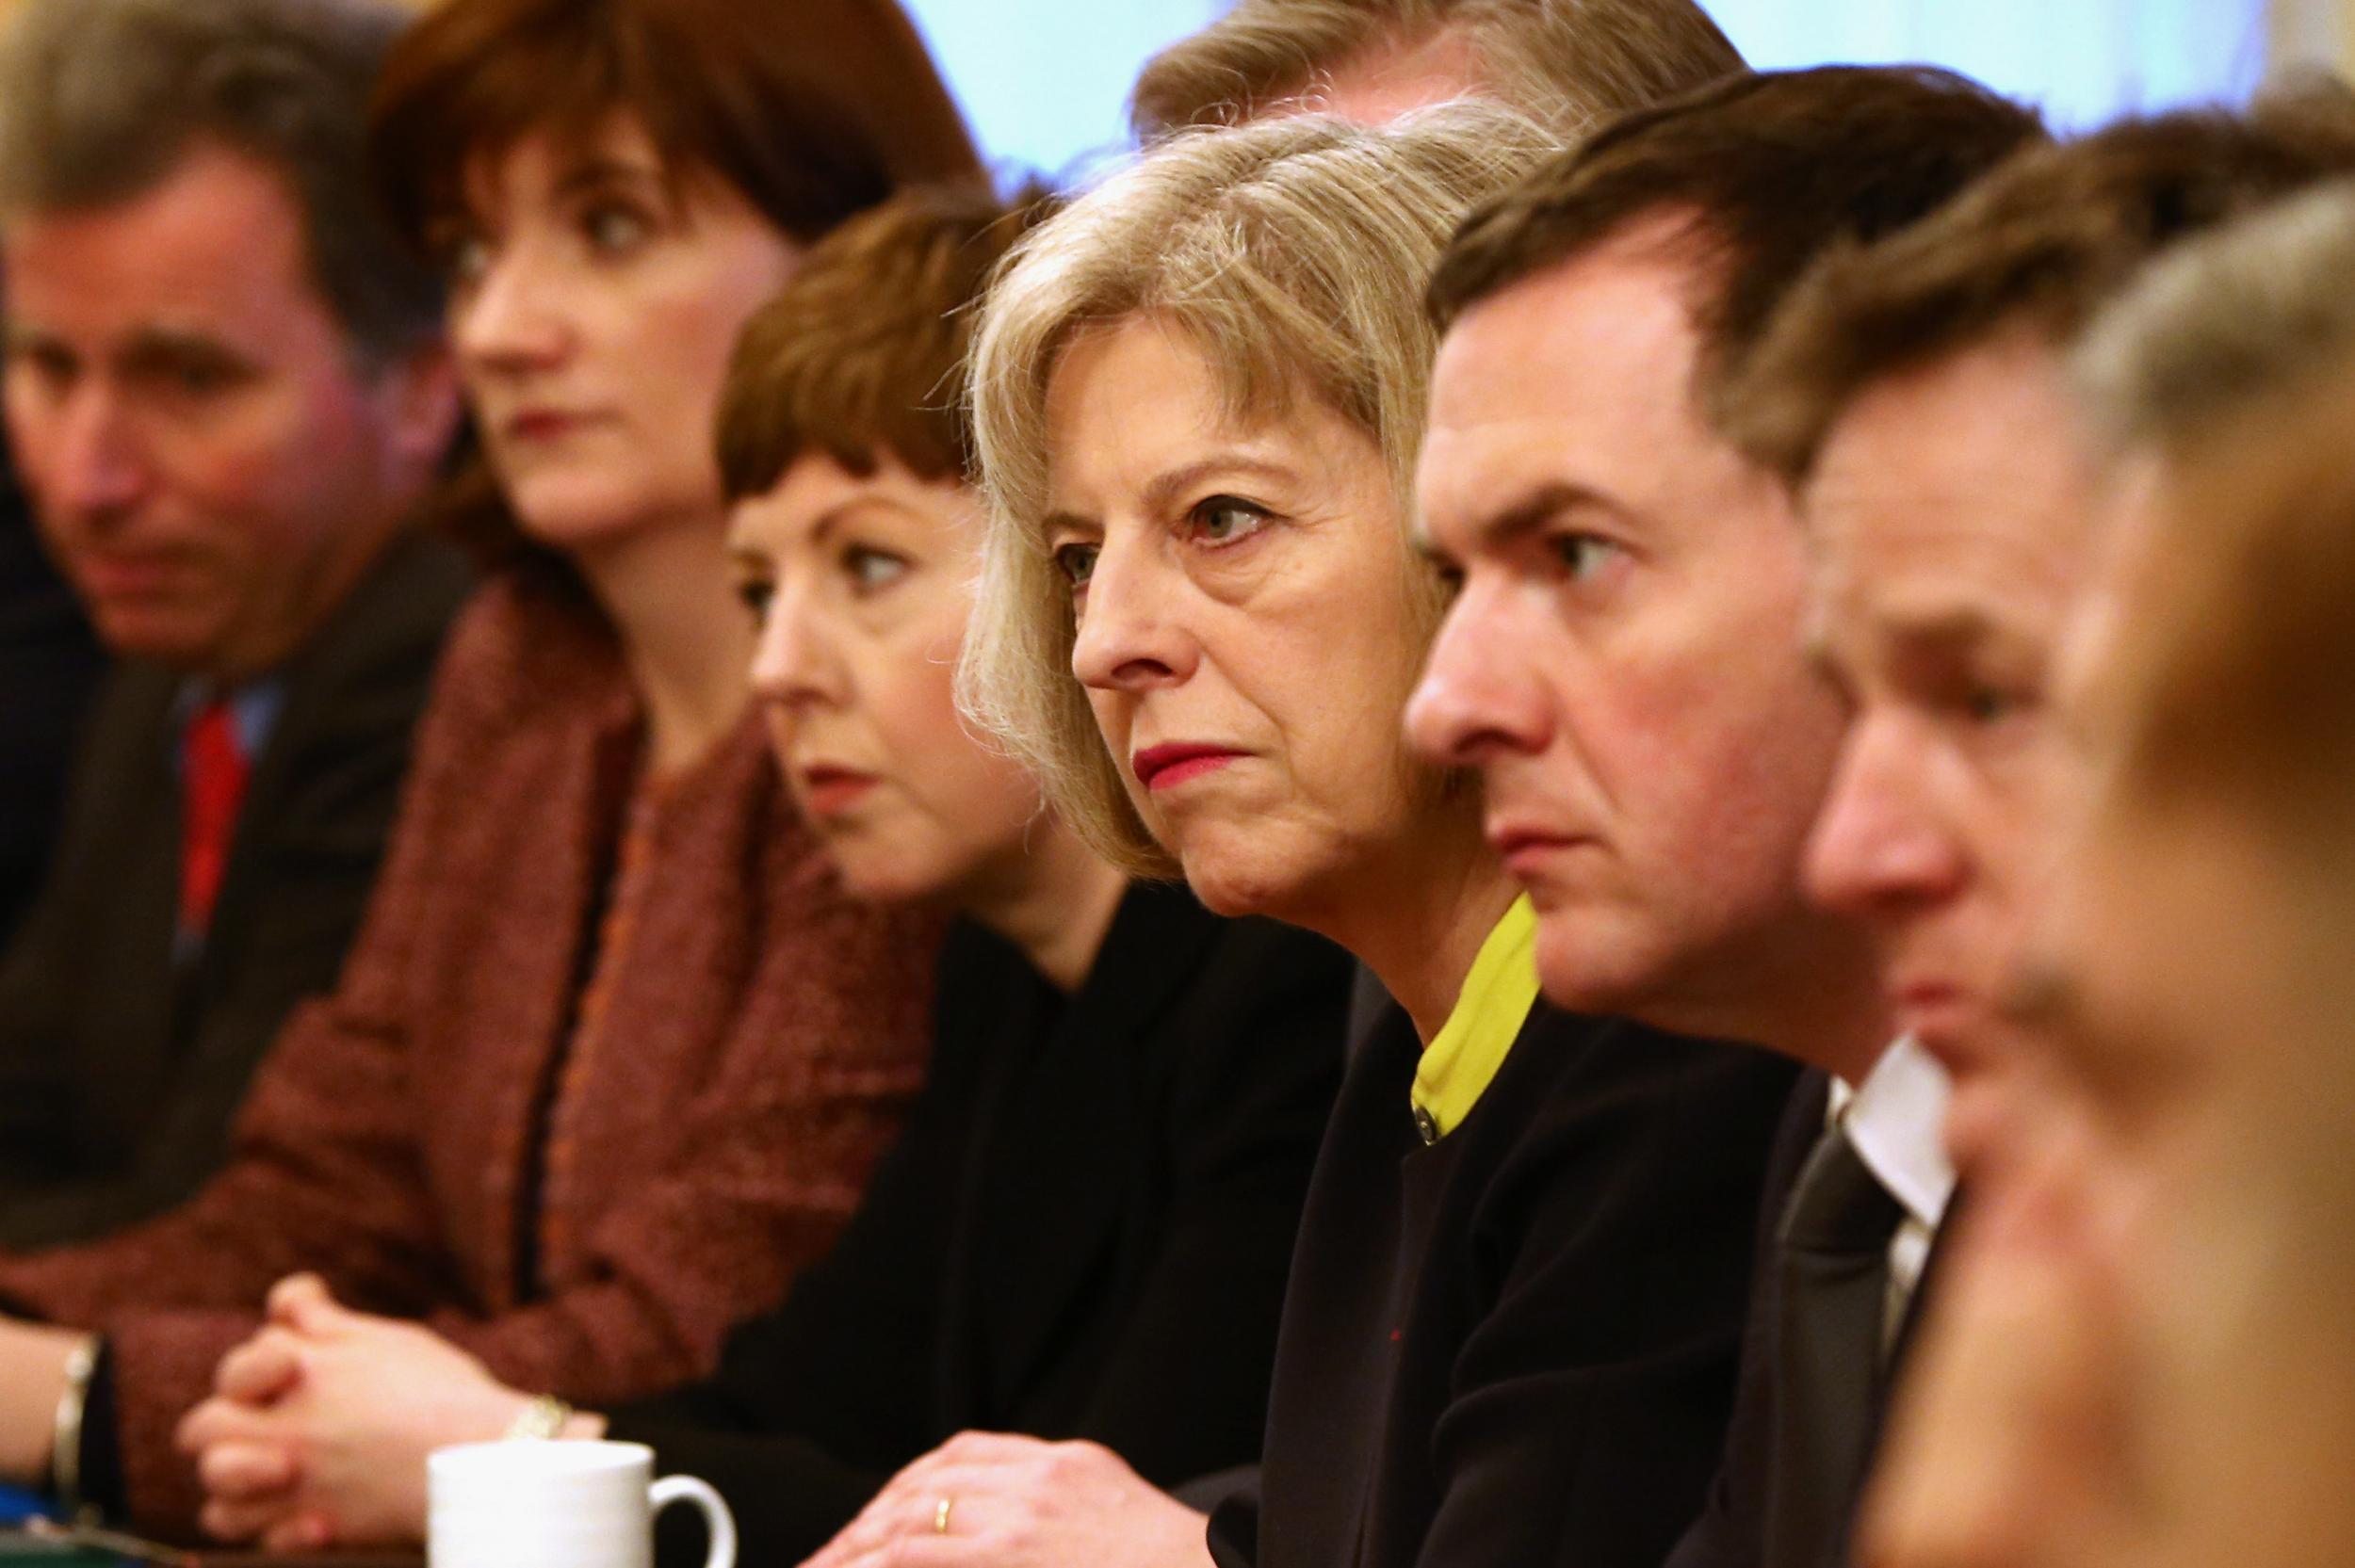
xmin=0 ymin=0 xmax=2349 ymax=185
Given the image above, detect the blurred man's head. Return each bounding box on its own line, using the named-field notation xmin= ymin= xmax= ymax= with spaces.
xmin=1860 ymin=186 xmax=2355 ymax=1568
xmin=1405 ymin=67 xmax=2042 ymax=1072
xmin=1130 ymin=0 xmax=1743 ymax=137
xmin=0 ymin=0 xmax=459 ymax=679
xmin=1732 ymin=86 xmax=2355 ymax=1168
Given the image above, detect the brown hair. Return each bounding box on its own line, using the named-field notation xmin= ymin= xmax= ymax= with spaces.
xmin=1428 ymin=65 xmax=2047 ymax=431
xmin=0 ymin=0 xmax=440 ymax=364
xmin=1732 ymin=83 xmax=2355 ymax=484
xmin=715 ymin=183 xmax=1057 ymax=503
xmin=367 ymin=0 xmax=983 ymax=252
xmin=1130 ymin=0 xmax=1742 ymax=138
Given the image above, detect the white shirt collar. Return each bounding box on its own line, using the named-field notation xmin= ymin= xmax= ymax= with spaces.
xmin=1826 ymin=1036 xmax=1956 ymax=1234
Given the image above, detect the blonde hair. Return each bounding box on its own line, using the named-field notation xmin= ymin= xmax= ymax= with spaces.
xmin=2074 ymin=178 xmax=2355 ymax=453
xmin=1129 ymin=0 xmax=1743 ymax=139
xmin=959 ymin=105 xmax=1559 ymax=874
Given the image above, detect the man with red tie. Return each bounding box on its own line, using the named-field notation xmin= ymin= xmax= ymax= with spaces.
xmin=0 ymin=0 xmax=472 ymax=1247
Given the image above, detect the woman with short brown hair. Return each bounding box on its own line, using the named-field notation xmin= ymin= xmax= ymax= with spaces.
xmin=0 ymin=0 xmax=979 ymax=1543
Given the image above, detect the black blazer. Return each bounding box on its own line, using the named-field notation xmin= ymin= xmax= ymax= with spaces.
xmin=1665 ymin=1072 xmax=1958 ymax=1568
xmin=609 ymin=881 xmax=1352 ymax=1567
xmin=1208 ymin=1001 xmax=1800 ymax=1568
xmin=0 ymin=532 xmax=472 ymax=1249
xmin=0 ymin=447 xmax=103 ymax=946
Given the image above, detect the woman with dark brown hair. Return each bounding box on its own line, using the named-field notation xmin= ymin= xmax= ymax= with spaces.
xmin=0 ymin=0 xmax=982 ymax=1543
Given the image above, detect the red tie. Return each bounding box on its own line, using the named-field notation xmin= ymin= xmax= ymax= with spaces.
xmin=179 ymin=699 xmax=251 ymax=936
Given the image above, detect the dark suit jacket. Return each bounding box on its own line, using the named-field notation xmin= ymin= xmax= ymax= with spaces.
xmin=607 ymin=881 xmax=1353 ymax=1567
xmin=0 ymin=531 xmax=471 ymax=1249
xmin=0 ymin=445 xmax=103 ymax=946
xmin=1208 ymin=1002 xmax=1799 ymax=1568
xmin=1663 ymin=1072 xmax=1955 ymax=1568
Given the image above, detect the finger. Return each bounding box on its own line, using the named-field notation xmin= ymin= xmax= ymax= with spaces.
xmin=261 ymin=1511 xmax=336 ymax=1554
xmin=176 ymin=1395 xmax=279 ymax=1455
xmin=266 ymin=1273 xmax=341 ymax=1333
xmin=197 ymin=1440 xmax=300 ymax=1502
xmin=199 ymin=1495 xmax=301 ymax=1545
xmin=829 ymin=1538 xmax=990 ymax=1568
xmin=214 ymin=1329 xmax=306 ymax=1404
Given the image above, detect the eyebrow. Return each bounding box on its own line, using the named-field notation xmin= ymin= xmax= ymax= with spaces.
xmin=1464 ymin=480 xmax=1624 ymax=552
xmin=1044 ymin=453 xmax=1300 ymax=539
xmin=1874 ymin=604 xmax=2007 ymax=660
xmin=119 ymin=328 xmax=257 ymax=369
xmin=551 ymin=157 xmax=670 ymax=204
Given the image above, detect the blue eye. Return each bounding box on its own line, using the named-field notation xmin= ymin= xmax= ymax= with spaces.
xmin=582 ymin=202 xmax=652 ymax=255
xmin=844 ymin=546 xmax=909 ymax=594
xmin=1052 ymin=541 xmax=1098 ymax=589
xmin=1964 ymin=687 xmax=2016 ymax=724
xmin=1189 ymin=495 xmax=1271 ymax=546
xmin=1550 ymin=533 xmax=1620 ymax=580
xmin=735 ymin=577 xmax=774 ymax=622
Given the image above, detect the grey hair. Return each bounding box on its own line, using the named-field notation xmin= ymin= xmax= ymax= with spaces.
xmin=2075 ymin=178 xmax=2355 ymax=454
xmin=958 ymin=104 xmax=1561 ymax=875
xmin=0 ymin=0 xmax=442 ymax=364
xmin=1129 ymin=0 xmax=1745 ymax=141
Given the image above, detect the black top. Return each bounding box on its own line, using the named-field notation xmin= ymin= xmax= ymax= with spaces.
xmin=0 ymin=531 xmax=472 ymax=1249
xmin=1665 ymin=1072 xmax=1958 ymax=1568
xmin=0 ymin=435 xmax=102 ymax=946
xmin=609 ymin=881 xmax=1352 ymax=1567
xmin=1208 ymin=1000 xmax=1801 ymax=1568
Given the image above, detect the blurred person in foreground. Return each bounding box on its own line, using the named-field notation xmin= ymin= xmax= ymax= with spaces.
xmin=1850 ymin=180 xmax=2355 ymax=1568
xmin=1731 ymin=87 xmax=2355 ymax=1193
xmin=886 ymin=104 xmax=1799 ymax=1568
xmin=1712 ymin=94 xmax=2355 ymax=1568
xmin=1130 ymin=0 xmax=1744 ymax=136
xmin=0 ymin=0 xmax=979 ymax=1538
xmin=0 ymin=0 xmax=472 ymax=1251
xmin=177 ymin=184 xmax=1352 ymax=1567
xmin=1405 ymin=66 xmax=2044 ymax=1568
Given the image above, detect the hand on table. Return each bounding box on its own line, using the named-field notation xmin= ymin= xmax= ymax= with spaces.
xmin=800 ymin=1432 xmax=1211 ymax=1568
xmin=175 ymin=1274 xmax=547 ymax=1551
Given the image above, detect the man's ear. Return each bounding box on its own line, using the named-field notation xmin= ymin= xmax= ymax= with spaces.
xmin=371 ymin=338 xmax=464 ymax=475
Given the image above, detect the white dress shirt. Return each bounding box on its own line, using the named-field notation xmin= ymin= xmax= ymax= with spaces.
xmin=1827 ymin=1036 xmax=1956 ymax=1350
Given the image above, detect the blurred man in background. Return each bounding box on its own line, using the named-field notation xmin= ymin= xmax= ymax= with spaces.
xmin=0 ymin=0 xmax=469 ymax=1248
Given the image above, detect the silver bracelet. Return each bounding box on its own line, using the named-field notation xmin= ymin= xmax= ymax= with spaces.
xmin=504 ymin=1393 xmax=574 ymax=1441
xmin=50 ymin=1335 xmax=100 ymax=1524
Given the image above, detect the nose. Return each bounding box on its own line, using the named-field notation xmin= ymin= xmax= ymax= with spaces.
xmin=450 ymin=245 xmax=570 ymax=375
xmin=49 ymin=382 xmax=151 ymax=521
xmin=1069 ymin=535 xmax=1195 ymax=693
xmin=748 ymin=576 xmax=841 ymax=712
xmin=1806 ymin=714 xmax=1968 ymax=921
xmin=1405 ymin=575 xmax=1546 ymax=768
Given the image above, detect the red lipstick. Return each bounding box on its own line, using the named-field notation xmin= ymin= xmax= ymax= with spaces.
xmin=1131 ymin=743 xmax=1244 ymax=792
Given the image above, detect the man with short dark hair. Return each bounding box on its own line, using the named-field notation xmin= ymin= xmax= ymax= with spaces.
xmin=1713 ymin=90 xmax=2355 ymax=1568
xmin=1404 ymin=66 xmax=2045 ymax=1568
xmin=1728 ymin=88 xmax=2355 ymax=1181
xmin=1129 ymin=0 xmax=1744 ymax=137
xmin=0 ymin=0 xmax=470 ymax=1251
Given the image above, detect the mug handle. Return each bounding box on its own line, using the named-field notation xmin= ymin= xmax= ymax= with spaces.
xmin=649 ymin=1474 xmax=737 ymax=1568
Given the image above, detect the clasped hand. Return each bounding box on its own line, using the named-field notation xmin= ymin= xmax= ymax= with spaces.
xmin=173 ymin=1274 xmax=534 ymax=1550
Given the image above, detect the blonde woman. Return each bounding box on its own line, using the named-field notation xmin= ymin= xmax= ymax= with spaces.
xmin=818 ymin=108 xmax=1798 ymax=1568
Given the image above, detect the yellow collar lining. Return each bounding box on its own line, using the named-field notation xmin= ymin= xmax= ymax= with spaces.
xmin=1410 ymin=896 xmax=1541 ymax=1142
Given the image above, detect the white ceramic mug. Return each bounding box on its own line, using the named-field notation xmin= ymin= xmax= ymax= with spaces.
xmin=428 ymin=1439 xmax=736 ymax=1568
